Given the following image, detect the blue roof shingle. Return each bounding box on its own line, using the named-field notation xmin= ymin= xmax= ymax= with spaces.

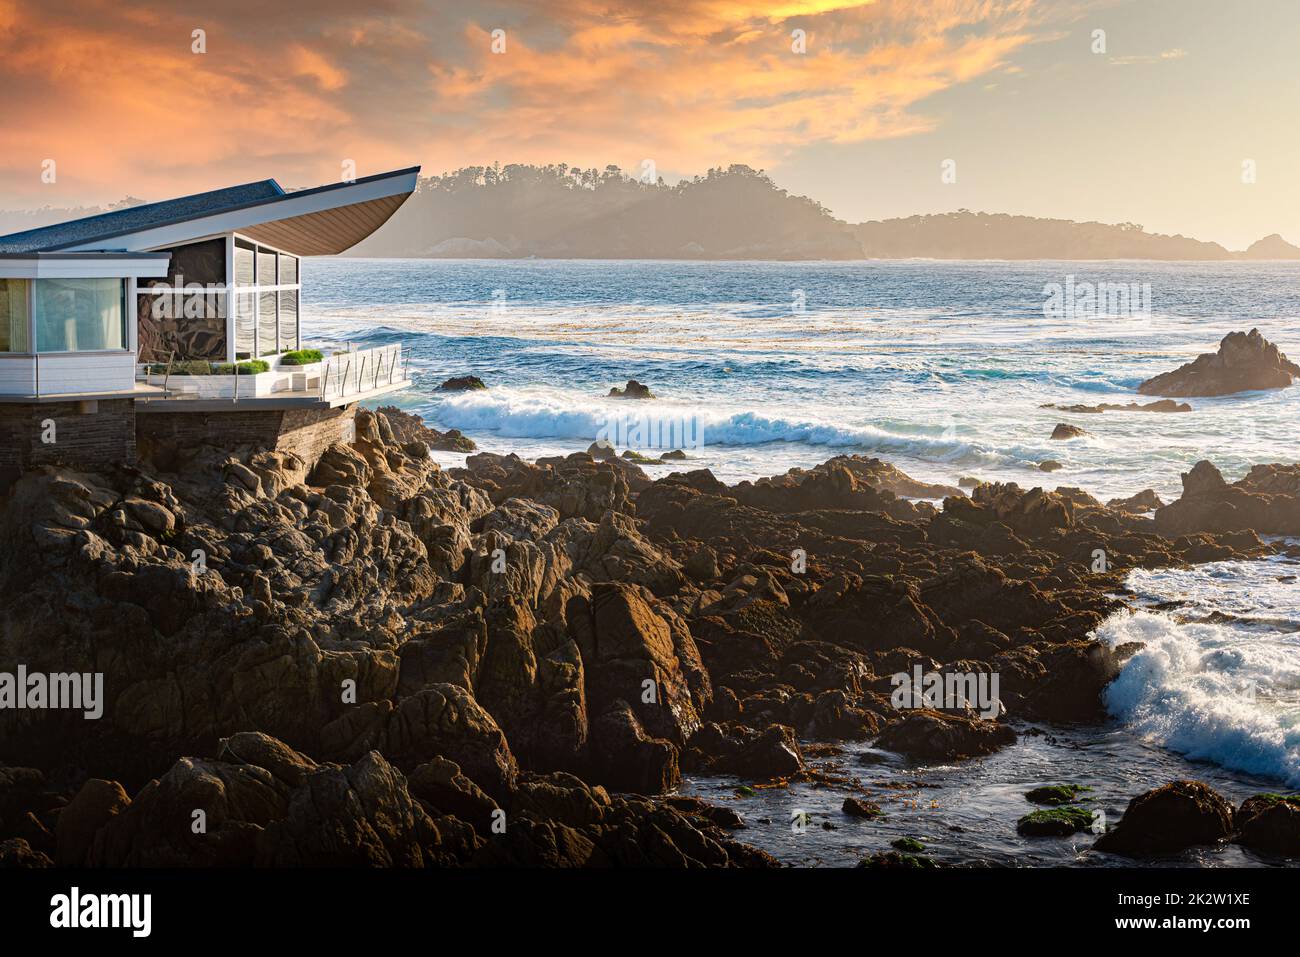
xmin=0 ymin=179 xmax=285 ymax=253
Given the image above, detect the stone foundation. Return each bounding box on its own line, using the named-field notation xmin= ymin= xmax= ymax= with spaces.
xmin=0 ymin=400 xmax=136 ymax=476
xmin=136 ymin=404 xmax=357 ymax=468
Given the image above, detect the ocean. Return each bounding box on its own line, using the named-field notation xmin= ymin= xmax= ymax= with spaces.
xmin=305 ymin=258 xmax=1300 ymax=862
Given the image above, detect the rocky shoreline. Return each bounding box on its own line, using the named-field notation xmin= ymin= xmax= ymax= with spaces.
xmin=1 ymin=406 xmax=1298 ymax=867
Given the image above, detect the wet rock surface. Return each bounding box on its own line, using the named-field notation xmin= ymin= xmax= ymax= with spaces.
xmin=1093 ymin=781 xmax=1235 ymax=856
xmin=0 ymin=407 xmax=1288 ymax=867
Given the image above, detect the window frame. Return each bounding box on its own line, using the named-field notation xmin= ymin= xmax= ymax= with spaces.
xmin=29 ymin=277 xmax=129 ymax=355
xmin=0 ymin=277 xmax=130 ymax=356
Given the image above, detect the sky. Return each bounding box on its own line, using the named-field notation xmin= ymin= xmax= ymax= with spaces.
xmin=0 ymin=0 xmax=1296 ymax=249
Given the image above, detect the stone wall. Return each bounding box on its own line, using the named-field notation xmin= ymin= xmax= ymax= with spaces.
xmin=136 ymin=404 xmax=357 ymax=467
xmin=0 ymin=400 xmax=136 ymax=476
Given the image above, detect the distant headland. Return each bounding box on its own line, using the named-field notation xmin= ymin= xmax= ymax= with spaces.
xmin=6 ymin=164 xmax=1299 ymax=262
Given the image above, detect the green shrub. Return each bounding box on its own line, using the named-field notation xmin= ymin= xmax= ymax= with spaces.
xmin=146 ymin=359 xmax=267 ymax=376
xmin=152 ymin=360 xmax=214 ymax=376
xmin=279 ymin=349 xmax=324 ymax=366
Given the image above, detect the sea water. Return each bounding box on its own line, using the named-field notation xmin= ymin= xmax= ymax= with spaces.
xmin=304 ymin=258 xmax=1300 ymax=861
xmin=306 ymin=258 xmax=1300 ymax=501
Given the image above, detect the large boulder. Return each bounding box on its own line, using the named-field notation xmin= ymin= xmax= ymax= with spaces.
xmin=56 ymin=779 xmax=131 ymax=866
xmin=1234 ymin=794 xmax=1300 ymax=856
xmin=874 ymin=710 xmax=1015 ymax=761
xmin=1093 ymin=780 xmax=1235 ymax=856
xmin=1138 ymin=329 xmax=1300 ymax=396
xmin=568 ymin=583 xmax=705 ymax=746
xmin=684 ymin=722 xmax=804 ymax=779
xmin=588 ymin=700 xmax=680 ymax=793
xmin=381 ymin=684 xmax=519 ymax=799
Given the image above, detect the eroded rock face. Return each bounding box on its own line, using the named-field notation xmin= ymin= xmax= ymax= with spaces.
xmin=1093 ymin=781 xmax=1235 ymax=856
xmin=377 ymin=405 xmax=476 ymax=452
xmin=1138 ymin=329 xmax=1300 ymax=397
xmin=0 ymin=402 xmax=1283 ymax=868
xmin=1156 ymin=460 xmax=1300 ymax=537
xmin=874 ymin=710 xmax=1016 ymax=761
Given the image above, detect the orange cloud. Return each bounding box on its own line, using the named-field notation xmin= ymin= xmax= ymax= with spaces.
xmin=0 ymin=0 xmax=1064 ymax=206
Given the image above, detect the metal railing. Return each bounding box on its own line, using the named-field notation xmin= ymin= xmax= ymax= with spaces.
xmin=134 ymin=343 xmax=408 ymax=402
xmin=320 ymin=343 xmax=407 ymax=400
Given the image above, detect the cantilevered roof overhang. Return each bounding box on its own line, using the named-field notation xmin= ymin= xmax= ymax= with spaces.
xmin=0 ymin=166 xmax=420 ymax=258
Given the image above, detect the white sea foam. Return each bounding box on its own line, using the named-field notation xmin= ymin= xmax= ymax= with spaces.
xmin=1097 ymin=559 xmax=1300 ymax=786
xmin=308 ymin=258 xmax=1300 ymax=500
xmin=430 ymin=387 xmax=1000 ymax=462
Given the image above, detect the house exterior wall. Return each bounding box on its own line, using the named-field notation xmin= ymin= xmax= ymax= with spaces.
xmin=137 ymin=237 xmax=227 ymax=363
xmin=0 ymin=399 xmax=136 ymax=473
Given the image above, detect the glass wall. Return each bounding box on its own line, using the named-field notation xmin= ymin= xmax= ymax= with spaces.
xmin=278 ymin=254 xmax=299 ymax=352
xmin=32 ymin=278 xmax=126 ymax=352
xmin=233 ymin=239 xmax=301 ymax=358
xmin=0 ymin=279 xmax=30 ymax=352
xmin=257 ymin=249 xmax=277 ymax=356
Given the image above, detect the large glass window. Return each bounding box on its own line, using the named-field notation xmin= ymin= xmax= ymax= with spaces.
xmin=0 ymin=279 xmax=29 ymax=353
xmin=257 ymin=250 xmax=277 ymax=355
xmin=33 ymin=278 xmax=126 ymax=352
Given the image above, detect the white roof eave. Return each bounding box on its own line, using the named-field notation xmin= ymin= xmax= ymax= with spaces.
xmin=60 ymin=169 xmax=419 ymax=255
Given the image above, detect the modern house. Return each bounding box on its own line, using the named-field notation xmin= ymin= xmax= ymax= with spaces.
xmin=0 ymin=167 xmax=419 ymax=473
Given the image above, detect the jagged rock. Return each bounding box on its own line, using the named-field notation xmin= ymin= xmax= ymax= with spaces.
xmin=875 ymin=710 xmax=1015 ymax=761
xmin=568 ymin=583 xmax=705 ymax=746
xmin=382 ymin=684 xmax=519 ymax=798
xmin=685 ymin=545 xmax=719 ymax=581
xmin=1234 ymin=794 xmax=1300 ymax=856
xmin=1093 ymin=781 xmax=1235 ymax=855
xmin=994 ymin=640 xmax=1120 ymax=723
xmin=439 ymin=376 xmax=487 ymax=391
xmin=687 ymin=723 xmax=804 ymax=779
xmin=1041 ymin=399 xmax=1191 ymax=414
xmin=56 ymin=779 xmax=131 ymax=866
xmin=1050 ymin=423 xmax=1087 ymax=440
xmin=0 ymin=838 xmax=51 ymax=867
xmin=1155 ymin=460 xmax=1300 ymax=536
xmin=1138 ymin=329 xmax=1300 ymax=396
xmin=1107 ymin=489 xmax=1163 ymax=513
xmin=607 ymin=379 xmax=655 ymax=399
xmin=376 ymin=405 xmax=476 ymax=452
xmin=842 ymin=797 xmax=882 ymax=818
xmin=589 ymin=700 xmax=680 ymax=793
